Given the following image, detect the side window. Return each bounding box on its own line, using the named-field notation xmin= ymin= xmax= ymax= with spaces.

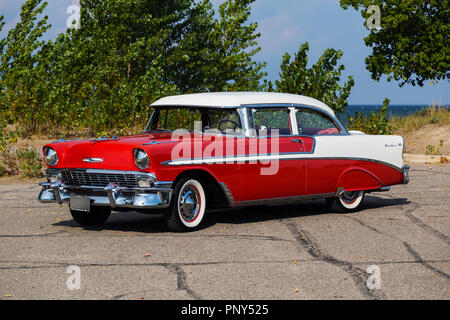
xmin=296 ymin=109 xmax=340 ymax=136
xmin=205 ymin=109 xmax=243 ymax=135
xmin=252 ymin=108 xmax=292 ymax=136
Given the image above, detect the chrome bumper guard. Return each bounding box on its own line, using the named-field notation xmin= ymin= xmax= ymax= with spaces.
xmin=402 ymin=165 xmax=410 ymax=184
xmin=38 ymin=180 xmax=173 ymax=209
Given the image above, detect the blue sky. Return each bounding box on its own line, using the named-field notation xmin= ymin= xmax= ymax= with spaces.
xmin=1 ymin=0 xmax=448 ymax=105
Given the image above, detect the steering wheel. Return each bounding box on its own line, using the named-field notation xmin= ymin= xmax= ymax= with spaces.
xmin=218 ymin=119 xmax=240 ymax=133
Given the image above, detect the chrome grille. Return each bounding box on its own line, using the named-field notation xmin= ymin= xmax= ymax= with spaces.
xmin=60 ymin=170 xmax=138 ymax=188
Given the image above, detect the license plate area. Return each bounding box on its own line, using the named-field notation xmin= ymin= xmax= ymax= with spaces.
xmin=70 ymin=196 xmax=91 ymax=212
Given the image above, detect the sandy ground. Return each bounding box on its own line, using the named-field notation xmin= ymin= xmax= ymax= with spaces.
xmin=0 ymin=164 xmax=448 ymax=300
xmin=400 ymin=124 xmax=450 ymax=155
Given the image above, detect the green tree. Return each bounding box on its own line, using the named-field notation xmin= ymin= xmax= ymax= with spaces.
xmin=348 ymin=97 xmax=392 ymax=135
xmin=0 ymin=0 xmax=51 ymax=132
xmin=273 ymin=42 xmax=355 ymax=114
xmin=169 ymin=0 xmax=266 ymax=92
xmin=0 ymin=15 xmax=7 ymax=150
xmin=46 ymin=0 xmax=266 ymax=133
xmin=340 ymin=0 xmax=449 ymax=87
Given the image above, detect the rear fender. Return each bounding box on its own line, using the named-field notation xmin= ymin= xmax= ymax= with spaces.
xmin=337 ymin=168 xmax=383 ymax=192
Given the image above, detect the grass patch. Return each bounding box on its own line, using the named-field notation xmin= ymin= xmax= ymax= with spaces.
xmin=390 ymin=105 xmax=450 ymax=133
xmin=425 ymin=140 xmax=445 ymax=156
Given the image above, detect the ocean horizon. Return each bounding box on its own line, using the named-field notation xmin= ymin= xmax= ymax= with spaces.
xmin=339 ymin=104 xmax=449 ymax=125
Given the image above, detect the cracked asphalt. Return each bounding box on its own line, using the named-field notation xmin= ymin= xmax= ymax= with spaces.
xmin=0 ymin=164 xmax=449 ymax=300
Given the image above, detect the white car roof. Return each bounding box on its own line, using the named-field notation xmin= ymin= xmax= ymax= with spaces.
xmin=151 ymin=92 xmax=336 ymax=116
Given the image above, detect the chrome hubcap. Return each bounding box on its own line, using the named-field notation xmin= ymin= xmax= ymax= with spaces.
xmin=178 ymin=186 xmax=200 ymax=222
xmin=341 ymin=191 xmax=358 ymax=204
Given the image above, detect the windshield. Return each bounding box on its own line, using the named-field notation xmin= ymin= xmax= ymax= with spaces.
xmin=145 ymin=107 xmax=243 ymax=135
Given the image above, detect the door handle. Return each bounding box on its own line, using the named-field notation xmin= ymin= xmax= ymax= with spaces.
xmin=291 ymin=139 xmax=303 ymax=144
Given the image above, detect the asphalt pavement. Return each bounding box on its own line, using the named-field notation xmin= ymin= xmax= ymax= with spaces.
xmin=0 ymin=164 xmax=448 ymax=300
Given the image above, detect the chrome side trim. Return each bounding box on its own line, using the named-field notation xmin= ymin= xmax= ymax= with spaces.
xmin=142 ymin=141 xmax=178 ymax=146
xmin=237 ymin=192 xmax=337 ymax=207
xmin=161 ymin=152 xmax=308 ymax=166
xmin=219 ymin=183 xmax=236 ymax=208
xmin=305 ymin=157 xmax=403 ymax=173
xmin=161 ymin=155 xmax=401 ymax=172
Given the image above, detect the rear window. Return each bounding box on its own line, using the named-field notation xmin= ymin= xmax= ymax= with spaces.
xmin=296 ymin=109 xmax=340 ymax=135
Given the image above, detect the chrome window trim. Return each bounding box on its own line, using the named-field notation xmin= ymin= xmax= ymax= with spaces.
xmin=144 ymin=106 xmax=247 ymax=139
xmin=250 ymin=106 xmax=294 ymax=138
xmin=242 ymin=103 xmax=348 ymax=137
xmin=143 ymin=103 xmax=348 ymax=138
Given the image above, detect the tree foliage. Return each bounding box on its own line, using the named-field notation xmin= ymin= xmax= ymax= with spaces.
xmin=168 ymin=0 xmax=266 ymax=92
xmin=347 ymin=97 xmax=392 ymax=135
xmin=340 ymin=0 xmax=449 ymax=86
xmin=0 ymin=0 xmax=266 ymax=136
xmin=272 ymin=42 xmax=355 ymax=114
xmin=0 ymin=0 xmax=360 ymax=139
xmin=0 ymin=0 xmax=51 ymax=132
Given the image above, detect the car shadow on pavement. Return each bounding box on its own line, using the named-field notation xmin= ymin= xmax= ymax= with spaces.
xmin=52 ymin=195 xmax=410 ymax=234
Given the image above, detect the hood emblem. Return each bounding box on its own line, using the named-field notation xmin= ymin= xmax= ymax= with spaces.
xmin=82 ymin=158 xmax=104 ymax=163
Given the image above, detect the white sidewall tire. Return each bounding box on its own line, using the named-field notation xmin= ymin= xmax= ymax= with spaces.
xmin=177 ymin=179 xmax=206 ymax=228
xmin=339 ymin=191 xmax=364 ymax=210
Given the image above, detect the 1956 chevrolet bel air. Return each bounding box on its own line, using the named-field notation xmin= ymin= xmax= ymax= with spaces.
xmin=38 ymin=92 xmax=410 ymax=231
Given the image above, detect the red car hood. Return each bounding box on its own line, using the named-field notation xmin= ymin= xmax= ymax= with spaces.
xmin=47 ymin=132 xmax=173 ymax=171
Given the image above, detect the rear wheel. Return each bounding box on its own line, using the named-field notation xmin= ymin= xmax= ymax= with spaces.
xmin=327 ymin=191 xmax=365 ymax=213
xmin=164 ymin=176 xmax=206 ymax=232
xmin=70 ymin=206 xmax=111 ymax=226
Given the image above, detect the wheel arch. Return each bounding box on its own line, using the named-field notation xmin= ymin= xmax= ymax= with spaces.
xmin=173 ymin=169 xmax=230 ymax=209
xmin=337 ymin=167 xmax=383 ymax=192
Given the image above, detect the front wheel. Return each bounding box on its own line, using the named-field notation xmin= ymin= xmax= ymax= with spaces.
xmin=326 ymin=191 xmax=365 ymax=213
xmin=164 ymin=177 xmax=206 ymax=232
xmin=70 ymin=206 xmax=111 ymax=226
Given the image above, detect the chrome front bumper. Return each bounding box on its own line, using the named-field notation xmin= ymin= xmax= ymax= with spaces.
xmin=402 ymin=165 xmax=410 ymax=184
xmin=38 ymin=178 xmax=173 ymax=209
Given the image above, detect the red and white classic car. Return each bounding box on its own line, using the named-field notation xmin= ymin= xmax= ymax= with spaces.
xmin=38 ymin=92 xmax=409 ymax=231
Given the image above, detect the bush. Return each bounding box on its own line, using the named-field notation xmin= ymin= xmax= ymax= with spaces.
xmin=347 ymin=98 xmax=392 ymax=135
xmin=15 ymin=148 xmax=44 ymax=179
xmin=0 ymin=162 xmax=6 ymax=177
xmin=0 ymin=148 xmax=18 ymax=176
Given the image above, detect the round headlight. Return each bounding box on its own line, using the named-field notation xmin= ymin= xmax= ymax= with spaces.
xmin=134 ymin=149 xmax=150 ymax=170
xmin=44 ymin=147 xmax=58 ymax=167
